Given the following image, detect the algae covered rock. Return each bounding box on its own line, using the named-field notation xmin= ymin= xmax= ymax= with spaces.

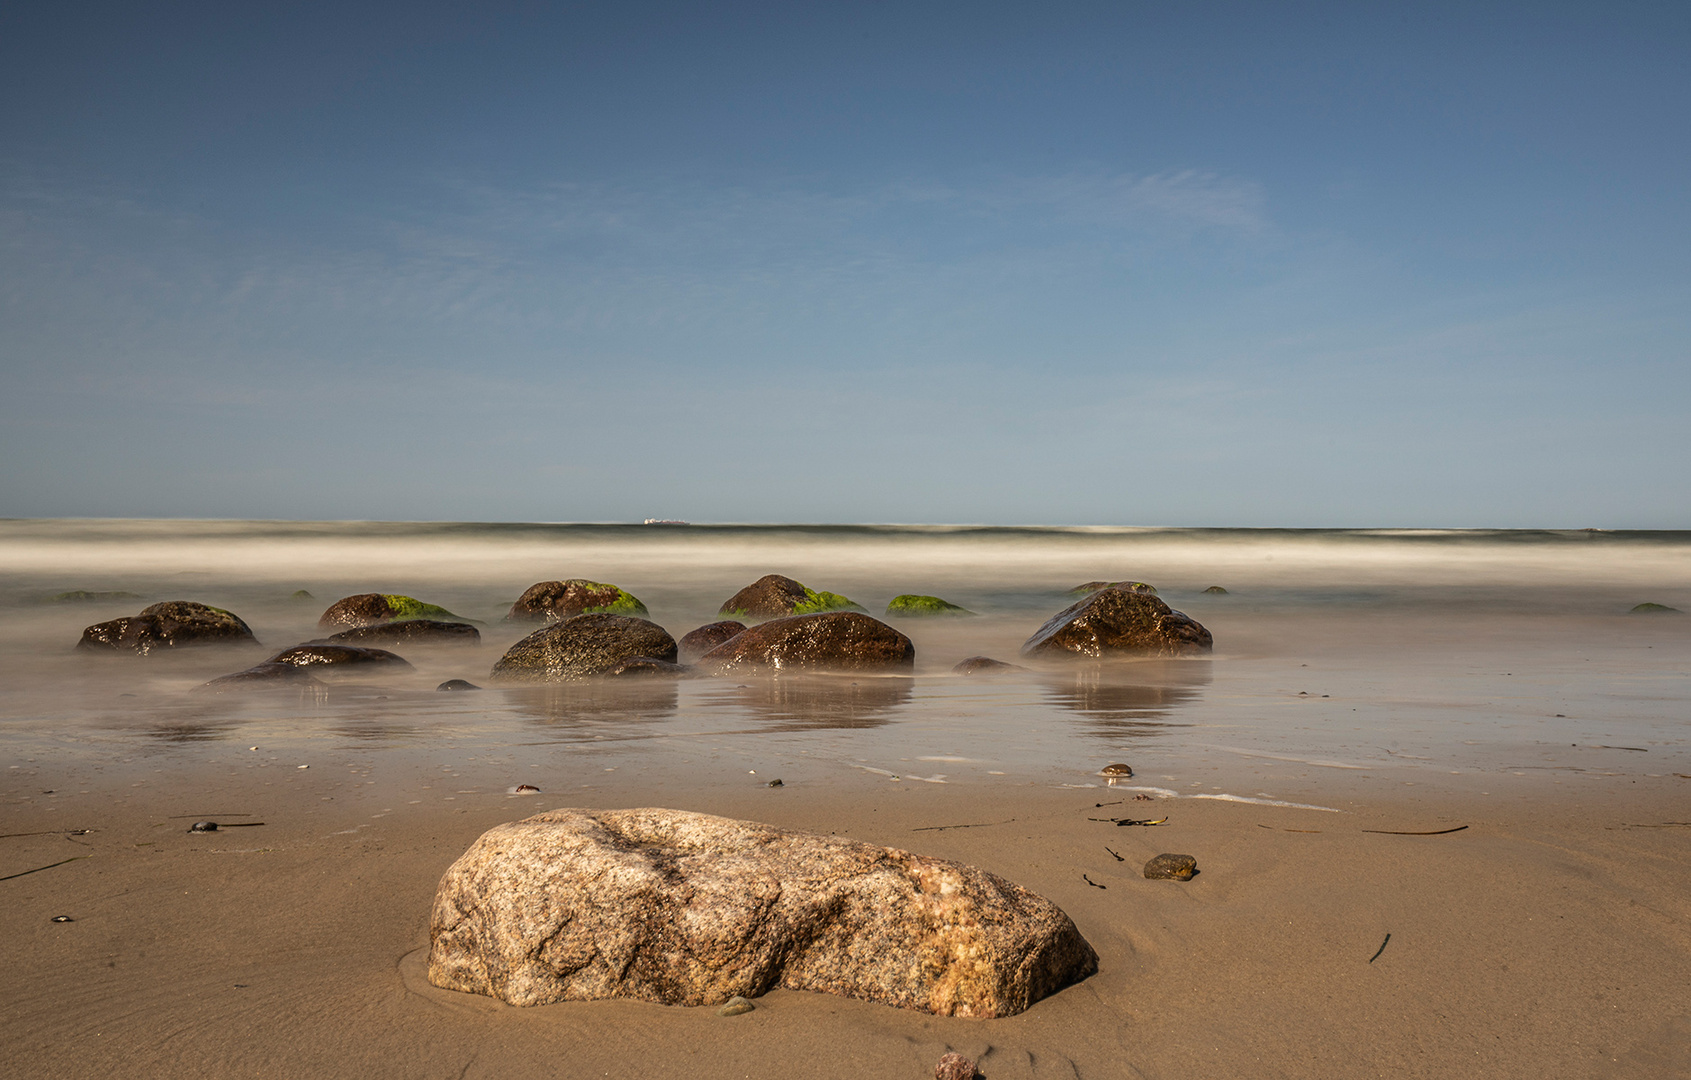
xmin=1069 ymin=581 xmax=1157 ymax=596
xmin=506 ymin=580 xmax=649 ymax=622
xmin=718 ymin=574 xmax=864 ymax=621
xmin=885 ymin=594 xmax=974 ymax=617
xmin=78 ymin=601 xmax=259 ymax=655
xmin=1630 ymin=602 xmax=1682 ymax=614
xmin=1022 ymin=588 xmax=1212 ymax=660
xmin=693 ymin=612 xmax=914 ymax=675
xmin=677 ymin=620 xmax=747 ymax=662
xmin=427 ymin=807 xmax=1097 ymax=1016
xmin=317 ymin=593 xmax=468 ymax=631
xmin=265 ymin=644 xmax=413 ymax=671
xmin=317 ymin=620 xmax=480 ymax=646
xmin=490 ymin=613 xmax=678 ymax=683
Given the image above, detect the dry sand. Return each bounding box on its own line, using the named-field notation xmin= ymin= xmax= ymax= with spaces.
xmin=5 ymin=758 xmax=1689 ymax=1080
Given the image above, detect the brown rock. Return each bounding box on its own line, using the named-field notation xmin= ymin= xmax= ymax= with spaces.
xmin=195 ymin=662 xmax=325 ymax=693
xmin=428 ymin=807 xmax=1097 ymax=1015
xmin=489 ymin=613 xmax=678 ymax=683
xmin=1070 ymin=580 xmax=1157 ymax=595
xmin=1022 ymin=588 xmax=1212 ymax=660
xmin=677 ymin=620 xmax=747 ymax=663
xmin=317 ymin=620 xmax=480 ymax=646
xmin=604 ymin=656 xmax=691 ymax=678
xmin=505 ymin=580 xmax=648 ymax=622
xmin=935 ymin=1052 xmax=979 ymax=1080
xmin=952 ymin=656 xmax=1025 ymax=675
xmin=693 ymin=612 xmax=914 ymax=675
xmin=1143 ymin=853 xmax=1198 ymax=880
xmin=316 ymin=593 xmax=465 ymax=631
xmin=266 ymin=644 xmax=413 ymax=671
xmin=717 ymin=574 xmax=811 ymax=619
xmin=77 ymin=601 xmax=258 ymax=655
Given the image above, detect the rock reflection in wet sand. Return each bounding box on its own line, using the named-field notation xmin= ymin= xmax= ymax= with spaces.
xmin=697 ymin=675 xmax=914 ymax=731
xmin=511 ymin=682 xmax=681 ymax=736
xmin=1040 ymin=659 xmax=1210 ymax=738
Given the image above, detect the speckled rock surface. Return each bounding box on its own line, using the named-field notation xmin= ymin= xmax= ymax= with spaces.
xmin=677 ymin=620 xmax=747 ymax=662
xmin=717 ymin=574 xmax=811 ymax=619
xmin=1022 ymin=589 xmax=1212 ymax=660
xmin=266 ymin=644 xmax=413 ymax=670
xmin=427 ymin=807 xmax=1097 ymax=1016
xmin=934 ymin=1052 xmax=980 ymax=1080
xmin=506 ymin=580 xmax=649 ymax=622
xmin=489 ymin=614 xmax=678 ymax=683
xmin=1143 ymin=853 xmax=1198 ymax=880
xmin=318 ymin=620 xmax=480 ymax=646
xmin=77 ymin=601 xmax=258 ymax=655
xmin=693 ymin=612 xmax=914 ymax=675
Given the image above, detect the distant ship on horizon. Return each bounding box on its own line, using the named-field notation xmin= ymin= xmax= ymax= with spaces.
xmin=643 ymin=518 xmax=689 ymax=525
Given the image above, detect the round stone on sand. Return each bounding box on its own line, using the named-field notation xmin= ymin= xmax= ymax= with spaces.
xmin=1143 ymin=853 xmax=1197 ymax=881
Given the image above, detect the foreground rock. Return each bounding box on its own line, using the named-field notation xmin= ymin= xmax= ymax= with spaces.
xmin=677 ymin=620 xmax=746 ymax=662
xmin=693 ymin=612 xmax=914 ymax=675
xmin=428 ymin=807 xmax=1097 ymax=1015
xmin=317 ymin=620 xmax=480 ymax=646
xmin=718 ymin=574 xmax=864 ymax=621
xmin=317 ymin=593 xmax=467 ymax=631
xmin=266 ymin=644 xmax=413 ymax=671
xmin=1022 ymin=588 xmax=1212 ymax=660
xmin=78 ymin=601 xmax=259 ymax=655
xmin=506 ymin=580 xmax=649 ymax=622
xmin=490 ymin=614 xmax=678 ymax=683
xmin=885 ymin=594 xmax=974 ymax=617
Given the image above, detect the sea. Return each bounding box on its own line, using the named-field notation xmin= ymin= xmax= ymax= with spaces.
xmin=3 ymin=520 xmax=1688 ymax=809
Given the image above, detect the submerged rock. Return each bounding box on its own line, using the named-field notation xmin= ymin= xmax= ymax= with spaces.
xmin=490 ymin=614 xmax=678 ymax=683
xmin=1143 ymin=853 xmax=1198 ymax=881
xmin=78 ymin=601 xmax=259 ymax=655
xmin=196 ymin=662 xmax=325 ymax=693
xmin=266 ymin=644 xmax=413 ymax=671
xmin=428 ymin=807 xmax=1097 ymax=1015
xmin=718 ymin=574 xmax=864 ymax=621
xmin=885 ymin=594 xmax=974 ymax=617
xmin=52 ymin=590 xmax=144 ymax=603
xmin=1022 ymin=589 xmax=1212 ymax=660
xmin=437 ymin=679 xmax=482 ymax=691
xmin=506 ymin=580 xmax=649 ymax=622
xmin=318 ymin=620 xmax=481 ymax=646
xmin=952 ymin=656 xmax=1025 ymax=675
xmin=317 ymin=593 xmax=468 ymax=631
xmin=1630 ymin=602 xmax=1682 ymax=614
xmin=693 ymin=612 xmax=914 ymax=675
xmin=1203 ymin=585 xmax=1229 ymax=595
xmin=1069 ymin=581 xmax=1158 ymax=596
xmin=677 ymin=620 xmax=747 ymax=663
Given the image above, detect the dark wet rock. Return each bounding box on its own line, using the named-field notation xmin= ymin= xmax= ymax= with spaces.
xmin=266 ymin=644 xmax=413 ymax=670
xmin=1099 ymin=763 xmax=1134 ymax=779
xmin=78 ymin=601 xmax=259 ymax=655
xmin=52 ymin=590 xmax=143 ymax=603
xmin=717 ymin=574 xmax=864 ymax=621
xmin=428 ymin=807 xmax=1097 ymax=1015
xmin=437 ymin=679 xmax=482 ymax=691
xmin=952 ymin=656 xmax=1025 ymax=676
xmin=885 ymin=594 xmax=974 ymax=617
xmin=693 ymin=612 xmax=914 ymax=675
xmin=1143 ymin=853 xmax=1198 ymax=881
xmin=490 ymin=614 xmax=678 ymax=684
xmin=318 ymin=620 xmax=481 ymax=646
xmin=506 ymin=580 xmax=649 ymax=622
xmin=1069 ymin=581 xmax=1157 ymax=596
xmin=605 ymin=656 xmax=692 ymax=678
xmin=196 ymin=662 xmax=325 ymax=693
xmin=317 ymin=593 xmax=467 ymax=631
xmin=1203 ymin=585 xmax=1229 ymax=595
xmin=190 ymin=820 xmax=219 ymax=833
xmin=677 ymin=620 xmax=747 ymax=663
xmin=935 ymin=1053 xmax=980 ymax=1080
xmin=1022 ymin=589 xmax=1212 ymax=660
xmin=1630 ymin=602 xmax=1682 ymax=614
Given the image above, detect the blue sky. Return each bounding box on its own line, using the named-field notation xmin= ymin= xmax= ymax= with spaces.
xmin=2 ymin=1 xmax=1687 ymax=526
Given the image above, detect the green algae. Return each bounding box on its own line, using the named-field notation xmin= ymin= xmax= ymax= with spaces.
xmin=575 ymin=582 xmax=650 ymax=618
xmin=885 ymin=594 xmax=975 ymax=617
xmin=792 ymin=587 xmax=866 ymax=615
xmin=381 ymin=594 xmax=470 ymax=622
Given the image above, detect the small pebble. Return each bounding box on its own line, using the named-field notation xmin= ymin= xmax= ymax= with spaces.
xmin=935 ymin=1052 xmax=978 ymax=1080
xmin=765 ymin=779 xmax=783 ymax=787
xmin=1144 ymin=853 xmax=1198 ymax=881
xmin=50 ymin=915 xmax=74 ymax=923
xmin=717 ymin=995 xmax=755 ymax=1016
xmin=190 ymin=821 xmax=218 ymax=832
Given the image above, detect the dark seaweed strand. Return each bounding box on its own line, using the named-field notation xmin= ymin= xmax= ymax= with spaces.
xmin=0 ymin=855 xmax=91 ymax=881
xmin=1361 ymin=825 xmax=1469 ymax=835
xmin=1104 ymin=847 xmax=1125 ymax=862
xmin=1368 ymin=933 xmax=1392 ymax=963
xmin=1083 ymin=874 xmax=1106 ymax=889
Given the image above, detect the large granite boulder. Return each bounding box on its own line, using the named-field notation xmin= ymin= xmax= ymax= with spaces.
xmin=676 ymin=620 xmax=746 ymax=662
xmin=693 ymin=612 xmax=914 ymax=675
xmin=77 ymin=601 xmax=259 ymax=655
xmin=718 ymin=574 xmax=864 ymax=621
xmin=1022 ymin=588 xmax=1211 ymax=659
xmin=428 ymin=807 xmax=1096 ymax=1016
xmin=490 ymin=614 xmax=678 ymax=683
xmin=506 ymin=580 xmax=649 ymax=622
xmin=317 ymin=593 xmax=467 ymax=631
xmin=266 ymin=644 xmax=413 ymax=671
xmin=316 ymin=620 xmax=480 ymax=646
